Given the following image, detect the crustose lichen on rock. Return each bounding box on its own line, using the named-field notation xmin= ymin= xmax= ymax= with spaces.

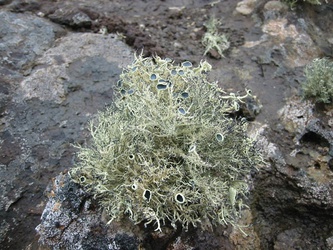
xmin=69 ymin=54 xmax=263 ymax=232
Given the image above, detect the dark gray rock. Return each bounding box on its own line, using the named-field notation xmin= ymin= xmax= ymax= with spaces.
xmin=0 ymin=0 xmax=12 ymax=6
xmin=299 ymin=118 xmax=333 ymax=157
xmin=0 ymin=13 xmax=133 ymax=247
xmin=37 ymin=171 xmax=240 ymax=250
xmin=36 ymin=173 xmax=138 ymax=250
xmin=36 ymin=173 xmax=142 ymax=250
xmin=253 ymin=104 xmax=333 ymax=250
xmin=252 ymin=158 xmax=333 ymax=249
xmin=48 ymin=8 xmax=93 ymax=28
xmin=0 ymin=10 xmax=65 ymax=78
xmin=0 ymin=10 xmax=65 ymax=248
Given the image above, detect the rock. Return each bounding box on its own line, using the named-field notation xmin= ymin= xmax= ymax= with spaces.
xmin=327 ymin=236 xmax=333 ymax=249
xmin=0 ymin=10 xmax=133 ymax=248
xmin=48 ymin=8 xmax=93 ymax=29
xmin=279 ymin=95 xmax=333 ymax=161
xmin=264 ymin=0 xmax=288 ymax=12
xmin=235 ymin=0 xmax=258 ymax=16
xmin=253 ymin=136 xmax=333 ymax=249
xmin=300 ymin=118 xmax=333 ymax=157
xmin=6 ymin=0 xmax=41 ymax=12
xmin=72 ymin=12 xmax=92 ymax=27
xmin=242 ymin=1 xmax=323 ymax=69
xmin=328 ymin=37 xmax=333 ymax=45
xmin=0 ymin=0 xmax=12 ymax=5
xmin=37 ymin=171 xmax=247 ymax=249
xmin=0 ymin=10 xmax=64 ymax=77
xmin=0 ymin=10 xmax=65 ymax=248
xmin=14 ymin=32 xmax=133 ymax=104
xmin=263 ymin=1 xmax=288 ymax=19
xmin=239 ymin=95 xmax=262 ymax=121
xmin=273 ymin=228 xmax=304 ymax=250
xmin=278 ymin=96 xmax=314 ymax=136
xmin=262 ymin=17 xmax=320 ymax=67
xmin=252 ymin=96 xmax=333 ymax=249
xmin=36 ymin=172 xmax=139 ymax=250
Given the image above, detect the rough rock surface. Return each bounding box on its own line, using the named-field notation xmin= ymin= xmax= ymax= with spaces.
xmin=0 ymin=9 xmax=133 ymax=249
xmin=36 ymin=173 xmax=138 ymax=250
xmin=36 ymin=173 xmax=236 ymax=250
xmin=0 ymin=10 xmax=65 ymax=248
xmin=0 ymin=0 xmax=333 ymax=249
xmin=0 ymin=10 xmax=64 ymax=77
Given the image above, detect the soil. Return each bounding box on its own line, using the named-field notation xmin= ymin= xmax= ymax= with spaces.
xmin=1 ymin=0 xmax=333 ymax=249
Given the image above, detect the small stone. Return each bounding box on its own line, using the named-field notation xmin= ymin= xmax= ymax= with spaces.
xmin=173 ymin=41 xmax=183 ymax=49
xmin=264 ymin=1 xmax=288 ymax=12
xmin=235 ymin=0 xmax=257 ymax=16
xmin=263 ymin=1 xmax=289 ymax=20
xmin=72 ymin=12 xmax=92 ymax=28
xmin=207 ymin=48 xmax=222 ymax=59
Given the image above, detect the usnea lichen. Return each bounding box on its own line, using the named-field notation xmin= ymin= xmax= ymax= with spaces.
xmin=302 ymin=58 xmax=333 ymax=104
xmin=70 ymin=54 xmax=262 ymax=232
xmin=202 ymin=17 xmax=230 ymax=58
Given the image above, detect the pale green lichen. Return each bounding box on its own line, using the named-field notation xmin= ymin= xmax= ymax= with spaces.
xmin=202 ymin=17 xmax=230 ymax=58
xmin=70 ymin=54 xmax=262 ymax=232
xmin=302 ymin=58 xmax=333 ymax=104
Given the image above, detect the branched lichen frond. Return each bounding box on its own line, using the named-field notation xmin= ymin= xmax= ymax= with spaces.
xmin=202 ymin=17 xmax=230 ymax=58
xmin=70 ymin=55 xmax=263 ymax=231
xmin=302 ymin=58 xmax=333 ymax=104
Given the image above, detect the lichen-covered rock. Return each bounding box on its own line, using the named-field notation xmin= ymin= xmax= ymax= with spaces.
xmin=37 ymin=170 xmax=260 ymax=250
xmin=36 ymin=172 xmax=139 ymax=250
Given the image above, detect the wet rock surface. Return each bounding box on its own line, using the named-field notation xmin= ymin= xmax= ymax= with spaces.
xmin=0 ymin=0 xmax=333 ymax=249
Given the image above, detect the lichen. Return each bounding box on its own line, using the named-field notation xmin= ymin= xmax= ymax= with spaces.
xmin=302 ymin=58 xmax=333 ymax=104
xmin=69 ymin=54 xmax=262 ymax=232
xmin=202 ymin=17 xmax=230 ymax=58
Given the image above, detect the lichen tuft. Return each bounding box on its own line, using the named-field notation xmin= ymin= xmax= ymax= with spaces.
xmin=70 ymin=54 xmax=262 ymax=232
xmin=302 ymin=58 xmax=333 ymax=104
xmin=202 ymin=17 xmax=230 ymax=58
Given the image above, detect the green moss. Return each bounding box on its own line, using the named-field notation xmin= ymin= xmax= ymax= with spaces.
xmin=70 ymin=54 xmax=262 ymax=232
xmin=302 ymin=58 xmax=333 ymax=104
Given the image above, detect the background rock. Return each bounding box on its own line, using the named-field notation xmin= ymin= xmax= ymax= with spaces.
xmin=0 ymin=10 xmax=133 ymax=248
xmin=0 ymin=10 xmax=64 ymax=77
